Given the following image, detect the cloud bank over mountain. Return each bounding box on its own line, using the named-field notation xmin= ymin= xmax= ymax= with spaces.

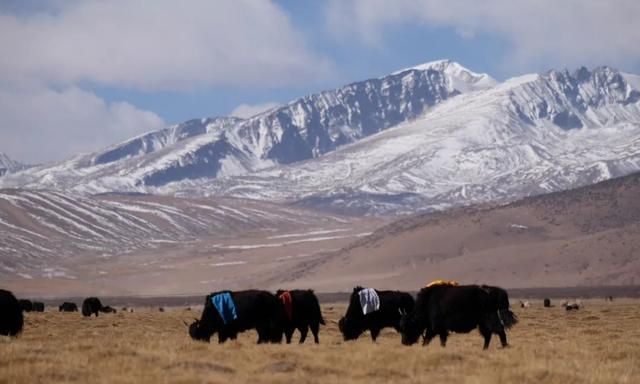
xmin=326 ymin=0 xmax=640 ymax=71
xmin=0 ymin=0 xmax=330 ymax=162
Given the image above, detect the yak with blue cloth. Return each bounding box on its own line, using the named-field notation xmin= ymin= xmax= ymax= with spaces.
xmin=189 ymin=290 xmax=286 ymax=344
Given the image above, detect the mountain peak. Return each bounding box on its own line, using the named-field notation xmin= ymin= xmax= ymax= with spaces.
xmin=392 ymin=59 xmax=497 ymax=93
xmin=0 ymin=152 xmax=27 ymax=176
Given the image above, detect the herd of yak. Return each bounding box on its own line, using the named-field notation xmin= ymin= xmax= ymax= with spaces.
xmin=1 ymin=284 xmax=521 ymax=349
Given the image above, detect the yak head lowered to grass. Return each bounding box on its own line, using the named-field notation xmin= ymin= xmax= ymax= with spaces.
xmin=187 ymin=292 xmax=227 ymax=343
xmin=399 ymin=309 xmax=425 ymax=346
xmin=188 ymin=318 xmax=216 ymax=342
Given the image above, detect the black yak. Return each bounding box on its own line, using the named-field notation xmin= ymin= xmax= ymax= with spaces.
xmin=101 ymin=306 xmax=117 ymax=313
xmin=18 ymin=299 xmax=33 ymax=312
xmin=0 ymin=289 xmax=23 ymax=336
xmin=59 ymin=302 xmax=78 ymax=312
xmin=338 ymin=287 xmax=414 ymax=342
xmin=276 ymin=289 xmax=325 ymax=344
xmin=81 ymin=297 xmax=115 ymax=317
xmin=82 ymin=297 xmax=102 ymax=317
xmin=563 ymin=302 xmax=580 ymax=311
xmin=32 ymin=301 xmax=45 ymax=312
xmin=399 ymin=284 xmax=517 ymax=349
xmin=189 ymin=290 xmax=285 ymax=344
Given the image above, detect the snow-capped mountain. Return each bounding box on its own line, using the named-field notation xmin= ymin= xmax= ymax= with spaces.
xmin=169 ymin=66 xmax=640 ymax=214
xmin=0 ymin=60 xmax=494 ymax=192
xmin=2 ymin=61 xmax=640 ymax=215
xmin=0 ymin=153 xmax=27 ymax=177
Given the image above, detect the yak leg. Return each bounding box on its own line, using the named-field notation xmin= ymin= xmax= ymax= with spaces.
xmin=370 ymin=328 xmax=381 ymax=342
xmin=256 ymin=326 xmax=269 ymax=344
xmin=298 ymin=326 xmax=309 ymax=344
xmin=310 ymin=322 xmax=320 ymax=344
xmin=479 ymin=325 xmax=492 ymax=350
xmin=497 ymin=329 xmax=509 ymax=348
xmin=284 ymin=327 xmax=294 ymax=344
xmin=422 ymin=329 xmax=435 ymax=346
xmin=438 ymin=332 xmax=448 ymax=347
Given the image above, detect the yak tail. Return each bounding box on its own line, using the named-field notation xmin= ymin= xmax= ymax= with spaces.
xmin=319 ymin=315 xmax=326 ymax=326
xmin=499 ymin=309 xmax=518 ymax=329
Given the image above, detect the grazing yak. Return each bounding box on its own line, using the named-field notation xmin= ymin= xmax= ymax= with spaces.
xmin=18 ymin=299 xmax=33 ymax=312
xmin=82 ymin=297 xmax=103 ymax=317
xmin=59 ymin=302 xmax=78 ymax=312
xmin=32 ymin=301 xmax=45 ymax=312
xmin=562 ymin=301 xmax=580 ymax=311
xmin=338 ymin=287 xmax=415 ymax=342
xmin=544 ymin=298 xmax=552 ymax=308
xmin=82 ymin=297 xmax=116 ymax=317
xmin=399 ymin=284 xmax=517 ymax=349
xmin=276 ymin=289 xmax=325 ymax=344
xmin=189 ymin=290 xmax=285 ymax=344
xmin=101 ymin=306 xmax=117 ymax=313
xmin=0 ymin=289 xmax=23 ymax=336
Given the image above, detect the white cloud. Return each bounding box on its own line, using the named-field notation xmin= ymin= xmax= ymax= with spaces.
xmin=0 ymin=0 xmax=330 ymax=162
xmin=326 ymin=0 xmax=640 ymax=72
xmin=230 ymin=102 xmax=281 ymax=119
xmin=0 ymin=0 xmax=331 ymax=91
xmin=0 ymin=85 xmax=164 ymax=163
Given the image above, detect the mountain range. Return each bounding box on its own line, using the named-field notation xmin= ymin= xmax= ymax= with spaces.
xmin=2 ymin=60 xmax=640 ymax=215
xmin=0 ymin=153 xmax=27 ymax=177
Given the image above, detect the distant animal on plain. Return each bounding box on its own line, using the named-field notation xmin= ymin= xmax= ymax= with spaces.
xmin=82 ymin=297 xmax=103 ymax=317
xmin=338 ymin=287 xmax=414 ymax=342
xmin=82 ymin=297 xmax=115 ymax=316
xmin=519 ymin=300 xmax=530 ymax=308
xmin=188 ymin=290 xmax=285 ymax=344
xmin=606 ymin=296 xmax=614 ymax=302
xmin=159 ymin=307 xmax=165 ymax=312
xmin=563 ymin=302 xmax=580 ymax=311
xmin=0 ymin=289 xmax=23 ymax=336
xmin=18 ymin=299 xmax=33 ymax=312
xmin=399 ymin=284 xmax=518 ymax=349
xmin=543 ymin=298 xmax=552 ymax=308
xmin=32 ymin=302 xmax=45 ymax=312
xmin=276 ymin=289 xmax=325 ymax=344
xmin=59 ymin=302 xmax=78 ymax=312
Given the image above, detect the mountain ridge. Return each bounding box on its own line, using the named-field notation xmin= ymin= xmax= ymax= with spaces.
xmin=2 ymin=61 xmax=640 ymax=215
xmin=0 ymin=153 xmax=27 ymax=177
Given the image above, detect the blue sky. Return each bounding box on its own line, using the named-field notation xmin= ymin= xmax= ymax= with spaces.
xmin=94 ymin=9 xmax=510 ymax=124
xmin=1 ymin=0 xmax=639 ymax=162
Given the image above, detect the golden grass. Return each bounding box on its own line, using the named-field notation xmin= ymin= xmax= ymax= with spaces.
xmin=1 ymin=300 xmax=639 ymax=383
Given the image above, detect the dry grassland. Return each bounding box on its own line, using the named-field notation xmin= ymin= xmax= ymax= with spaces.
xmin=1 ymin=300 xmax=639 ymax=383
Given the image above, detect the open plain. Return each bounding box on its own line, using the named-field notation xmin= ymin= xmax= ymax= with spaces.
xmin=1 ymin=299 xmax=639 ymax=384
